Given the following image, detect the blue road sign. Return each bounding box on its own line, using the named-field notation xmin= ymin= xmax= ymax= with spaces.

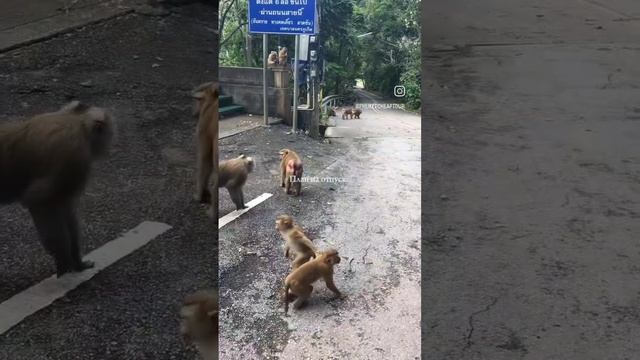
xmin=248 ymin=0 xmax=318 ymax=35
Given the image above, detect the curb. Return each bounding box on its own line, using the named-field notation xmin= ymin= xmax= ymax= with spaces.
xmin=0 ymin=6 xmax=135 ymax=53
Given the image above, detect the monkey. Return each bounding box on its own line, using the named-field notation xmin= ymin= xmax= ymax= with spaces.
xmin=267 ymin=51 xmax=278 ymax=67
xmin=276 ymin=214 xmax=317 ymax=270
xmin=353 ymin=108 xmax=362 ymax=119
xmin=180 ymin=290 xmax=219 ymax=360
xmin=282 ymin=248 xmax=343 ymax=314
xmin=341 ymin=108 xmax=353 ymax=120
xmin=0 ymin=100 xmax=114 ymax=276
xmin=191 ymin=81 xmax=219 ymax=221
xmin=327 ymin=107 xmax=336 ymax=117
xmin=278 ymin=148 xmax=303 ymax=196
xmin=278 ymin=47 xmax=288 ymax=65
xmin=218 ymin=154 xmax=254 ymax=211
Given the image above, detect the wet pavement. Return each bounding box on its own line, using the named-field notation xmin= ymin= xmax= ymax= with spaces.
xmin=0 ymin=2 xmax=218 ymax=358
xmin=218 ymin=92 xmax=421 ymax=359
xmin=424 ymin=0 xmax=640 ymax=359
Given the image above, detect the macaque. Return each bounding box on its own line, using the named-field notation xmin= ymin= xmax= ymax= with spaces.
xmin=283 ymin=249 xmax=343 ymax=314
xmin=278 ymin=148 xmax=303 ymax=196
xmin=267 ymin=51 xmax=278 ymax=67
xmin=218 ymin=154 xmax=254 ymax=210
xmin=353 ymin=108 xmax=362 ymax=119
xmin=0 ymin=101 xmax=114 ymax=276
xmin=276 ymin=214 xmax=317 ymax=269
xmin=192 ymin=81 xmax=219 ymax=221
xmin=341 ymin=108 xmax=353 ymax=120
xmin=278 ymin=47 xmax=288 ymax=65
xmin=180 ymin=290 xmax=219 ymax=360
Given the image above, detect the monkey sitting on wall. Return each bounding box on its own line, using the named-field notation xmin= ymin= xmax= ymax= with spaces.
xmin=180 ymin=290 xmax=219 ymax=360
xmin=218 ymin=154 xmax=254 ymax=211
xmin=192 ymin=81 xmax=219 ymax=221
xmin=267 ymin=51 xmax=278 ymax=67
xmin=0 ymin=101 xmax=114 ymax=276
xmin=282 ymin=248 xmax=343 ymax=314
xmin=276 ymin=214 xmax=317 ymax=269
xmin=279 ymin=148 xmax=303 ymax=196
xmin=278 ymin=47 xmax=288 ymax=66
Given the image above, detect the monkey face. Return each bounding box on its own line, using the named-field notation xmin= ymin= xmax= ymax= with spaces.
xmin=276 ymin=215 xmax=293 ymax=231
xmin=279 ymin=149 xmax=290 ymax=160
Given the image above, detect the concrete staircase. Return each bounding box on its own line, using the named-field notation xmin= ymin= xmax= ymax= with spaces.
xmin=219 ymin=94 xmax=245 ymax=118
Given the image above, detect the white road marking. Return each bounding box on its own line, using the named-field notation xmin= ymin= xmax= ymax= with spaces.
xmin=218 ymin=193 xmax=273 ymax=229
xmin=0 ymin=221 xmax=172 ymax=335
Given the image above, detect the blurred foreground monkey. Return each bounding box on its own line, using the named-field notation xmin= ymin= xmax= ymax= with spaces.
xmin=283 ymin=249 xmax=343 ymax=314
xmin=180 ymin=290 xmax=219 ymax=360
xmin=218 ymin=154 xmax=254 ymax=211
xmin=342 ymin=108 xmax=353 ymax=120
xmin=0 ymin=101 xmax=114 ymax=276
xmin=353 ymin=108 xmax=362 ymax=119
xmin=279 ymin=148 xmax=303 ymax=196
xmin=192 ymin=81 xmax=219 ymax=220
xmin=276 ymin=214 xmax=317 ymax=269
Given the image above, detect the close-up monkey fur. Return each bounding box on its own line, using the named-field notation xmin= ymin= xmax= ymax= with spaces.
xmin=180 ymin=289 xmax=219 ymax=360
xmin=0 ymin=101 xmax=114 ymax=276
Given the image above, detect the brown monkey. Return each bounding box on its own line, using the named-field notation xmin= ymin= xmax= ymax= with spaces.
xmin=0 ymin=101 xmax=114 ymax=276
xmin=192 ymin=81 xmax=219 ymax=221
xmin=267 ymin=51 xmax=278 ymax=67
xmin=341 ymin=108 xmax=353 ymax=120
xmin=353 ymin=108 xmax=362 ymax=119
xmin=276 ymin=214 xmax=317 ymax=269
xmin=180 ymin=290 xmax=219 ymax=360
xmin=278 ymin=47 xmax=288 ymax=65
xmin=283 ymin=248 xmax=343 ymax=314
xmin=279 ymin=148 xmax=303 ymax=196
xmin=218 ymin=154 xmax=254 ymax=210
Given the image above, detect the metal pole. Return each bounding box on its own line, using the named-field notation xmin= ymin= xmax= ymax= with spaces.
xmin=263 ymin=34 xmax=268 ymax=125
xmin=292 ymin=34 xmax=300 ymax=132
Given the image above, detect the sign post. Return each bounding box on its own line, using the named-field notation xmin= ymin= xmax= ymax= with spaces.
xmin=263 ymin=33 xmax=268 ymax=126
xmin=248 ymin=0 xmax=319 ymax=133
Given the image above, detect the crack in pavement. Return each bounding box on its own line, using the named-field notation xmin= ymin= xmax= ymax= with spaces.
xmin=464 ymin=297 xmax=499 ymax=350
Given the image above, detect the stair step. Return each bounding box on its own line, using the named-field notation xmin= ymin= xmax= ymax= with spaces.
xmin=219 ymin=104 xmax=246 ymax=118
xmin=219 ymin=95 xmax=234 ymax=107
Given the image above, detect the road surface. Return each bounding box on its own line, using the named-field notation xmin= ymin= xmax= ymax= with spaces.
xmin=0 ymin=3 xmax=218 ymax=358
xmin=218 ymin=91 xmax=421 ymax=359
xmin=424 ymin=0 xmax=640 ymax=359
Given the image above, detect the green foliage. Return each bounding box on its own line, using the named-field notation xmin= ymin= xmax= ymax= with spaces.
xmin=220 ymin=0 xmax=421 ymax=110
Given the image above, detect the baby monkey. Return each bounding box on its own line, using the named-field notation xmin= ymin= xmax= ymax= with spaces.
xmin=276 ymin=214 xmax=317 ymax=269
xmin=180 ymin=290 xmax=219 ymax=360
xmin=283 ymin=248 xmax=343 ymax=314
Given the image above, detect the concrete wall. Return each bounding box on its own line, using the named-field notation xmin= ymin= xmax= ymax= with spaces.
xmin=219 ymin=66 xmax=292 ymax=124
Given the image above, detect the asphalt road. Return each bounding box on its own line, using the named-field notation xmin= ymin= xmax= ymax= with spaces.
xmin=218 ymin=94 xmax=421 ymax=359
xmin=424 ymin=0 xmax=640 ymax=359
xmin=0 ymin=3 xmax=218 ymax=359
